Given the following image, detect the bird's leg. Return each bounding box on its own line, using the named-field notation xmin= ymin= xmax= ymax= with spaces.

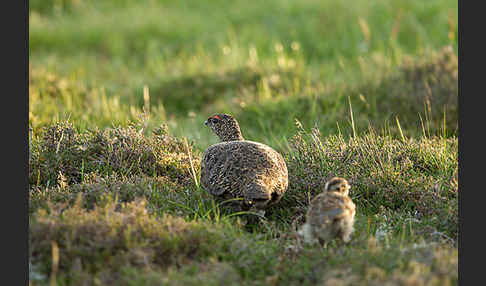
xmin=250 ymin=205 xmax=265 ymax=219
xmin=253 ymin=208 xmax=266 ymax=218
xmin=245 ymin=205 xmax=266 ymax=226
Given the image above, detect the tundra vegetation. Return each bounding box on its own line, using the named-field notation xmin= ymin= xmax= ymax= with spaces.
xmin=29 ymin=0 xmax=458 ymax=285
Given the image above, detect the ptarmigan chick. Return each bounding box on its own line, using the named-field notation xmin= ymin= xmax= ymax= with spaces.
xmin=200 ymin=114 xmax=288 ymax=215
xmin=298 ymin=177 xmax=356 ymax=246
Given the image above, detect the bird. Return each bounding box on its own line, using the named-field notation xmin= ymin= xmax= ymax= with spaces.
xmin=200 ymin=113 xmax=288 ymax=218
xmin=298 ymin=177 xmax=356 ymax=247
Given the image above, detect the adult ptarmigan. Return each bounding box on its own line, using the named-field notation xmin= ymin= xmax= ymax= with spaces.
xmin=298 ymin=177 xmax=356 ymax=247
xmin=200 ymin=113 xmax=288 ymax=215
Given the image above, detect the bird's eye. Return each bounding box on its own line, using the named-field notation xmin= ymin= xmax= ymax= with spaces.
xmin=210 ymin=118 xmax=218 ymax=123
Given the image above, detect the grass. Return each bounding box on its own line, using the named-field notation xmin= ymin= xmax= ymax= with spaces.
xmin=29 ymin=0 xmax=458 ymax=285
xmin=29 ymin=123 xmax=458 ymax=285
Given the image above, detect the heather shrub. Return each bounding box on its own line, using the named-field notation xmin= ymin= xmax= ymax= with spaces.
xmin=29 ymin=197 xmax=232 ymax=285
xmin=29 ymin=122 xmax=200 ymax=188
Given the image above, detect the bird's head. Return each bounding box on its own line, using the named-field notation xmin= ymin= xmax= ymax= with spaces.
xmin=324 ymin=177 xmax=351 ymax=196
xmin=205 ymin=113 xmax=244 ymax=142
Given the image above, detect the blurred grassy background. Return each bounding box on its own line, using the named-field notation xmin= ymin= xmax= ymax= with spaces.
xmin=29 ymin=0 xmax=457 ymax=151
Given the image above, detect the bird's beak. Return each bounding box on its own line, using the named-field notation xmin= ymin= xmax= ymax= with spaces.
xmin=204 ymin=120 xmax=209 ymax=126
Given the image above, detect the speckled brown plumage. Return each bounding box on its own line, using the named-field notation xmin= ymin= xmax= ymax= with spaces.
xmin=200 ymin=114 xmax=288 ymax=211
xmin=298 ymin=177 xmax=356 ymax=246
